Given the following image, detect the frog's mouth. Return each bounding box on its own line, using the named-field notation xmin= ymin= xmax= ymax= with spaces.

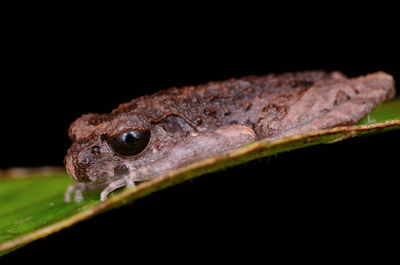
xmin=86 ymin=165 xmax=130 ymax=185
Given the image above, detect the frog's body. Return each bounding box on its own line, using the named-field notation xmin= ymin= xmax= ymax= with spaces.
xmin=64 ymin=71 xmax=395 ymax=202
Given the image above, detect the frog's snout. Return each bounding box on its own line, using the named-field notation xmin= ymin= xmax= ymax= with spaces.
xmin=64 ymin=145 xmax=93 ymax=182
xmin=64 ymin=151 xmax=78 ymax=181
xmin=65 ymin=139 xmax=125 ymax=184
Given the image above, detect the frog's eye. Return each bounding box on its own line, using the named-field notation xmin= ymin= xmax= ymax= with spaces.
xmin=108 ymin=130 xmax=151 ymax=157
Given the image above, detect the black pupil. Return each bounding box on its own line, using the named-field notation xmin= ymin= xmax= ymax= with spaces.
xmin=109 ymin=130 xmax=151 ymax=156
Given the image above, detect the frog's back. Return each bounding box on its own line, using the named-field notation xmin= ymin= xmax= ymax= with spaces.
xmin=109 ymin=70 xmax=394 ymax=139
xmin=114 ymin=71 xmax=341 ymax=131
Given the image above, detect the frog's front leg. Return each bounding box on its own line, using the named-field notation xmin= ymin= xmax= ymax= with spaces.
xmin=100 ymin=177 xmax=135 ymax=201
xmin=64 ymin=182 xmax=107 ymax=202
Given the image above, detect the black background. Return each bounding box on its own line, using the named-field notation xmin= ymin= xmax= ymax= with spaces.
xmin=2 ymin=2 xmax=399 ymax=262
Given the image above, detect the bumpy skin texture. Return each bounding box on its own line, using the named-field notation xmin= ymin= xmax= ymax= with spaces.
xmin=64 ymin=71 xmax=395 ymax=201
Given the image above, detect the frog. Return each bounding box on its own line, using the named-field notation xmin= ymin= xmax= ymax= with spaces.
xmin=64 ymin=71 xmax=395 ymax=202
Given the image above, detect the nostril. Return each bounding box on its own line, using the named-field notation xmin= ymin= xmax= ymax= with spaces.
xmin=79 ymin=155 xmax=90 ymax=167
xmin=91 ymin=145 xmax=101 ymax=156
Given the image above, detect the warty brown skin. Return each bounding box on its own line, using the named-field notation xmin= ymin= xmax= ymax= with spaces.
xmin=64 ymin=71 xmax=395 ymax=201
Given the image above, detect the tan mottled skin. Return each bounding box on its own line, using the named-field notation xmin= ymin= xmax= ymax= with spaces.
xmin=64 ymin=71 xmax=395 ymax=201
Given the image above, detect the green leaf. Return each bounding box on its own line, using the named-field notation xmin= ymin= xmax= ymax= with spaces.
xmin=359 ymin=99 xmax=400 ymax=124
xmin=1 ymin=98 xmax=399 ymax=255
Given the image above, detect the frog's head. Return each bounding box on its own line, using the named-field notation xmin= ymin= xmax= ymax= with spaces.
xmin=65 ymin=112 xmax=153 ymax=183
